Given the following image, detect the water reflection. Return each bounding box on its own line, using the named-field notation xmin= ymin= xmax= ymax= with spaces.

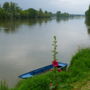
xmin=0 ymin=20 xmax=18 ymax=33
xmin=0 ymin=17 xmax=84 ymax=33
xmin=56 ymin=17 xmax=69 ymax=22
xmin=0 ymin=18 xmax=52 ymax=33
xmin=56 ymin=16 xmax=84 ymax=23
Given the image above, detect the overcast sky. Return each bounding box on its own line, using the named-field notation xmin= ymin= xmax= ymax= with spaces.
xmin=0 ymin=0 xmax=90 ymax=14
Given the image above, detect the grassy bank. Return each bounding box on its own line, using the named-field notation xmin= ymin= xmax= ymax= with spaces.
xmin=1 ymin=48 xmax=90 ymax=90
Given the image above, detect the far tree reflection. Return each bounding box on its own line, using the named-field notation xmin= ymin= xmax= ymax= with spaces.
xmin=0 ymin=17 xmax=70 ymax=33
xmin=0 ymin=18 xmax=52 ymax=33
xmin=0 ymin=19 xmax=20 ymax=33
xmin=56 ymin=17 xmax=69 ymax=22
xmin=0 ymin=16 xmax=86 ymax=34
xmin=56 ymin=16 xmax=83 ymax=23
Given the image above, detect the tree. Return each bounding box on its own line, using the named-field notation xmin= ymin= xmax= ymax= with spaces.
xmin=38 ymin=9 xmax=44 ymax=18
xmin=0 ymin=8 xmax=7 ymax=19
xmin=0 ymin=4 xmax=1 ymax=8
xmin=0 ymin=2 xmax=53 ymax=19
xmin=3 ymin=2 xmax=10 ymax=11
xmin=85 ymin=5 xmax=90 ymax=20
xmin=9 ymin=2 xmax=21 ymax=18
xmin=2 ymin=2 xmax=21 ymax=19
xmin=44 ymin=11 xmax=52 ymax=17
xmin=56 ymin=11 xmax=61 ymax=17
xmin=27 ymin=8 xmax=37 ymax=18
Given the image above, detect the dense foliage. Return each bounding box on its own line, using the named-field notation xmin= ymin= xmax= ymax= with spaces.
xmin=56 ymin=11 xmax=69 ymax=17
xmin=85 ymin=5 xmax=90 ymax=20
xmin=0 ymin=2 xmax=70 ymax=20
xmin=0 ymin=2 xmax=52 ymax=19
xmin=85 ymin=5 xmax=90 ymax=34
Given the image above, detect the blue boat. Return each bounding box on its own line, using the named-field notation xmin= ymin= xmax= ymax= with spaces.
xmin=18 ymin=62 xmax=67 ymax=79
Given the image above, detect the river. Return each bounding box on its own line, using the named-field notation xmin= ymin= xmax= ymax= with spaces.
xmin=0 ymin=16 xmax=90 ymax=87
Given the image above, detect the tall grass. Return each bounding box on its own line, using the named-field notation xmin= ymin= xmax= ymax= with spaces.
xmin=0 ymin=81 xmax=9 ymax=90
xmin=0 ymin=81 xmax=16 ymax=90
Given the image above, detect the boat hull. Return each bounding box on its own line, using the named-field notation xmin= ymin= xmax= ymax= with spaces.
xmin=19 ymin=62 xmax=67 ymax=79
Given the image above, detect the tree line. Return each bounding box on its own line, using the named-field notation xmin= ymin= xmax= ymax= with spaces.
xmin=85 ymin=5 xmax=90 ymax=26
xmin=85 ymin=5 xmax=90 ymax=20
xmin=0 ymin=2 xmax=70 ymax=20
xmin=56 ymin=11 xmax=69 ymax=17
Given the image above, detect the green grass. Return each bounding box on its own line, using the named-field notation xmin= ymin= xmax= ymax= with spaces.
xmin=0 ymin=81 xmax=9 ymax=90
xmin=1 ymin=48 xmax=90 ymax=90
xmin=0 ymin=81 xmax=16 ymax=90
xmin=67 ymin=48 xmax=90 ymax=90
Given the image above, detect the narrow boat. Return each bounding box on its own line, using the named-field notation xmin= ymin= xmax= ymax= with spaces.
xmin=18 ymin=62 xmax=67 ymax=79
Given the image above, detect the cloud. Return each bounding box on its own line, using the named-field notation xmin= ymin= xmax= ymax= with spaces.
xmin=49 ymin=0 xmax=89 ymax=14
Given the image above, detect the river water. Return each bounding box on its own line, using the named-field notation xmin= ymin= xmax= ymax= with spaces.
xmin=0 ymin=17 xmax=90 ymax=87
